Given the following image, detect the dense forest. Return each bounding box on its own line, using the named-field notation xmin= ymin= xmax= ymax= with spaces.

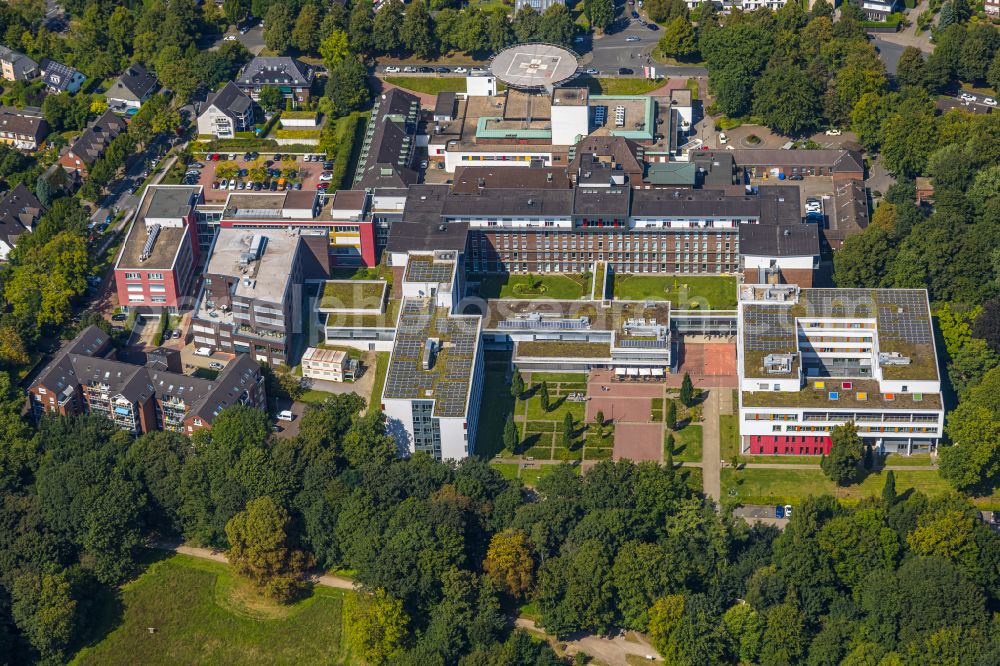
xmin=1 ymin=391 xmax=999 ymax=664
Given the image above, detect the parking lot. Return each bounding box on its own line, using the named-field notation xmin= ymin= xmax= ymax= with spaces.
xmin=188 ymin=152 xmax=330 ymax=202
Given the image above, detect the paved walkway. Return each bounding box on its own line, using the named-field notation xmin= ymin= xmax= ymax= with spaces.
xmin=154 ymin=540 xmax=356 ymax=591
xmin=515 ymin=618 xmax=660 ymax=666
xmin=702 ymin=390 xmax=721 ymax=501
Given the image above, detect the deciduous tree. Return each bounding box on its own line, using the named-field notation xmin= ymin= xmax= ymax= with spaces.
xmin=345 ymin=587 xmax=409 ymax=664
xmin=821 ymin=423 xmax=863 ymax=486
xmin=483 ymin=529 xmax=535 ymax=598
xmin=225 ymin=495 xmax=314 ymax=602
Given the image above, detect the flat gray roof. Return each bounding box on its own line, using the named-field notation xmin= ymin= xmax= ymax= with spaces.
xmin=205 ymin=229 xmax=302 ymax=304
xmin=145 ymin=186 xmax=199 ymax=219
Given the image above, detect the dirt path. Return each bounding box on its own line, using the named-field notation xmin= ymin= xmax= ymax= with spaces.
xmin=515 ymin=618 xmax=661 ymax=666
xmin=155 ymin=541 xmax=356 ymax=591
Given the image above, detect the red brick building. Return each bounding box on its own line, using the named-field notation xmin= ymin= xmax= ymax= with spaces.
xmin=114 ymin=185 xmax=201 ymax=313
xmin=28 ymin=326 xmax=267 ymax=435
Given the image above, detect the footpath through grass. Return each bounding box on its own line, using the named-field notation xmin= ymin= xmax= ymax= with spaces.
xmin=612 ymin=274 xmax=737 ymax=309
xmin=72 ymin=554 xmax=352 ymax=666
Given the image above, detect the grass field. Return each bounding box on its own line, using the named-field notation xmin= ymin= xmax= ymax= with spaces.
xmin=72 ymin=555 xmax=351 ymax=665
xmin=478 ymin=273 xmax=590 ymax=300
xmin=475 ymin=369 xmax=516 ymax=458
xmin=575 ymin=76 xmax=667 ymax=95
xmin=669 ymin=424 xmax=702 ymax=462
xmin=721 ymin=468 xmax=992 ymax=506
xmin=612 ymin=275 xmax=737 ymax=309
xmin=383 ymin=76 xmax=470 ymax=94
xmin=720 ymin=413 xmax=739 ymax=461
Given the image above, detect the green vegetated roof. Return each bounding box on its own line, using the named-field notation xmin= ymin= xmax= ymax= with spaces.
xmin=319 ymin=280 xmax=386 ymax=311
xmin=516 ymin=340 xmax=611 ymax=359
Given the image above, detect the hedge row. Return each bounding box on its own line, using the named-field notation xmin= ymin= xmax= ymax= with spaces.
xmin=330 ymin=114 xmax=364 ymax=190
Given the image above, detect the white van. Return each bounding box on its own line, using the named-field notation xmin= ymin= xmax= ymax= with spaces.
xmin=195 ymin=347 xmax=212 ymax=357
xmin=277 ymin=410 xmax=294 ymax=422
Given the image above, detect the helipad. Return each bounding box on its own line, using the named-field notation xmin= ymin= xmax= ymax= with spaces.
xmin=490 ymin=43 xmax=579 ymax=92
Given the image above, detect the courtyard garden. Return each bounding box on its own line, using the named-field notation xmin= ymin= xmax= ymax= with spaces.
xmin=612 ymin=274 xmax=738 ymax=309
xmin=477 ymin=273 xmax=591 ymax=300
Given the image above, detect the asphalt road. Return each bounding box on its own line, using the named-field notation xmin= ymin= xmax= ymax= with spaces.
xmin=871 ymin=38 xmax=905 ymax=75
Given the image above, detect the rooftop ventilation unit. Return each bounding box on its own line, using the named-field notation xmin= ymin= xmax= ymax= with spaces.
xmin=878 ymin=352 xmax=911 ymax=367
xmin=764 ymin=353 xmax=796 ymax=374
xmin=422 ymin=338 xmax=439 ymax=370
xmin=139 ymin=224 xmax=161 ymax=262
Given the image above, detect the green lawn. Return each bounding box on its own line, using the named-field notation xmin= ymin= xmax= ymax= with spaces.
xmin=721 ymin=468 xmax=979 ymax=506
xmin=478 ymin=273 xmax=590 ymax=300
xmin=383 ymin=76 xmax=470 ymax=94
xmin=720 ymin=413 xmax=739 ymax=461
xmin=881 ymin=454 xmax=935 ymax=467
xmin=369 ymin=352 xmax=390 ymax=408
xmin=520 ymin=464 xmax=580 ymax=487
xmin=575 ymin=76 xmax=666 ymax=95
xmin=524 ymin=393 xmax=587 ymax=422
xmin=612 ymin=275 xmax=737 ymax=309
xmin=528 ymin=372 xmax=589 ymax=384
xmin=319 ymin=281 xmax=384 ymax=309
xmin=72 ymin=554 xmax=352 ymax=665
xmin=475 ymin=370 xmax=516 ymax=458
xmin=670 ymin=424 xmax=702 ymax=463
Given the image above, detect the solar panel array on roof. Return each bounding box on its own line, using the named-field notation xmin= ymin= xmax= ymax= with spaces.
xmin=743 ymin=305 xmax=795 ymax=352
xmin=405 ymin=258 xmax=455 ymax=284
xmin=383 ymin=298 xmax=480 ymax=418
xmin=497 ymin=318 xmax=589 ymax=330
xmin=875 ymin=291 xmax=933 ymax=345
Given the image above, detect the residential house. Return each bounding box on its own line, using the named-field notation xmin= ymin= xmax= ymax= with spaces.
xmin=235 ymin=57 xmax=314 ymax=107
xmin=57 ymin=110 xmax=128 ymax=177
xmin=0 ymin=46 xmax=38 ymax=82
xmin=28 ymin=326 xmax=267 ymax=435
xmin=106 ymin=63 xmax=158 ymax=110
xmin=0 ymin=106 xmax=48 ymax=150
xmin=39 ymin=59 xmax=86 ymax=94
xmin=0 ymin=183 xmax=43 ymax=259
xmin=197 ymin=82 xmax=255 ymax=138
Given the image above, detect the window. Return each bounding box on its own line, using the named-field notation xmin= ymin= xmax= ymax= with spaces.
xmin=147 ymin=273 xmax=163 ymax=281
xmin=124 ymin=272 xmax=140 ymax=280
xmin=128 ymin=295 xmax=145 ymax=302
xmin=151 ymin=296 xmax=167 ymax=303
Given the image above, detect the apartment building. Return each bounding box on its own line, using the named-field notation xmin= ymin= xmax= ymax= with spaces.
xmin=114 ymin=186 xmax=201 ymax=313
xmin=381 ymin=252 xmax=484 ymax=460
xmin=737 ymin=285 xmax=943 ymax=456
xmin=192 ymin=227 xmax=330 ymax=365
xmin=235 ymin=57 xmax=314 ymax=106
xmin=28 ymin=326 xmax=267 ymax=435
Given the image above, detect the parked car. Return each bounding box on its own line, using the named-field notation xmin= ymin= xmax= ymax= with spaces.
xmin=784 ymin=505 xmax=793 ymax=518
xmin=454 ymin=66 xmax=468 ymax=73
xmin=248 ymin=152 xmax=259 ymax=160
xmin=277 ymin=410 xmax=294 ymax=422
xmin=825 ymin=128 xmax=842 ymax=136
xmin=418 ymin=66 xmax=433 ymax=73
xmin=420 ymin=159 xmax=428 ymax=169
xmin=111 ymin=313 xmax=128 ymax=322
xmin=960 ymin=92 xmax=977 ymax=102
xmin=788 ymin=174 xmax=804 ymax=181
xmin=618 ymin=67 xmax=634 ymax=75
xmin=219 ymin=178 xmax=228 ymax=189
xmin=227 ymin=179 xmax=236 ymax=190
xmin=322 ymin=161 xmax=334 ymax=170
xmin=585 ymin=68 xmax=599 ymax=75
xmin=403 ymin=65 xmax=417 ymax=73
xmin=223 ymin=35 xmax=237 ymax=41
xmin=274 ymin=153 xmax=282 ymax=161
xmin=626 ymin=36 xmax=640 ymax=42
xmin=172 ymin=330 xmax=180 ymax=339
xmin=984 ymin=97 xmax=998 ymax=107
xmin=647 ymin=23 xmax=658 ymax=30
xmin=209 ymin=361 xmax=224 ymax=370
xmin=632 ymin=10 xmax=639 ymax=17
xmin=317 ymin=182 xmax=330 ymax=191
xmin=384 ymin=65 xmax=401 ymax=73
xmin=269 ymin=180 xmax=278 ymax=191
xmin=774 ymin=505 xmax=785 ymax=519
xmin=238 ymin=181 xmax=246 ymax=190
xmin=435 ymin=66 xmax=449 ymax=73
xmin=188 ymin=162 xmax=204 ymax=168
xmin=719 ymin=132 xmax=728 ymax=144
xmin=253 ymin=182 xmax=263 ymax=191
xmin=573 ymin=35 xmax=586 ymax=43
xmin=319 ymin=171 xmax=334 ymax=182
